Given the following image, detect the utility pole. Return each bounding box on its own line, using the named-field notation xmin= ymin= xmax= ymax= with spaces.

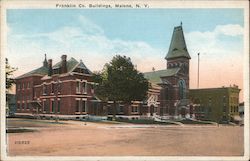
xmin=197 ymin=53 xmax=200 ymax=89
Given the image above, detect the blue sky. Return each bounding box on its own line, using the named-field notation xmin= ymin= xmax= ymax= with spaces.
xmin=7 ymin=8 xmax=244 ymax=97
xmin=7 ymin=9 xmax=243 ymax=49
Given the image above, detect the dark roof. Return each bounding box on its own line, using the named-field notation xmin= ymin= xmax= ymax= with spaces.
xmin=144 ymin=68 xmax=180 ymax=84
xmin=73 ymin=60 xmax=92 ymax=74
xmin=16 ymin=66 xmax=48 ymax=79
xmin=52 ymin=57 xmax=79 ymax=72
xmin=16 ymin=57 xmax=92 ymax=79
xmin=165 ymin=25 xmax=191 ymax=60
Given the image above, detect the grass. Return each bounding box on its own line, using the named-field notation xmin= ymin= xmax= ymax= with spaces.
xmin=178 ymin=119 xmax=213 ymax=124
xmin=7 ymin=118 xmax=67 ymax=129
xmin=115 ymin=118 xmax=175 ymax=125
xmin=6 ymin=128 xmax=36 ymax=133
xmin=20 ymin=119 xmax=66 ymax=125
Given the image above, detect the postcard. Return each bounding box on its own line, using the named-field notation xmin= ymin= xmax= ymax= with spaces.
xmin=1 ymin=0 xmax=249 ymax=161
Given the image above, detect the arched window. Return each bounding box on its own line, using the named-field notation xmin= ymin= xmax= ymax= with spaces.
xmin=178 ymin=79 xmax=186 ymax=99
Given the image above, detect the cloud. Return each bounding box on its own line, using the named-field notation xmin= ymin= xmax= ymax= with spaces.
xmin=78 ymin=15 xmax=104 ymax=35
xmin=185 ymin=24 xmax=243 ymax=57
xmin=7 ymin=15 xmax=165 ymax=76
xmin=215 ymin=24 xmax=244 ymax=36
xmin=185 ymin=24 xmax=243 ymax=96
xmin=7 ymin=17 xmax=244 ymax=100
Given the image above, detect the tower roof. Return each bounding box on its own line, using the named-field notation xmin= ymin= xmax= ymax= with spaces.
xmin=165 ymin=25 xmax=191 ymax=60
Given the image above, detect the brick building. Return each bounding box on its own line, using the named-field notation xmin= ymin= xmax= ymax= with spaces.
xmin=189 ymin=86 xmax=241 ymax=123
xmin=144 ymin=24 xmax=192 ymax=118
xmin=15 ymin=54 xmax=103 ymax=118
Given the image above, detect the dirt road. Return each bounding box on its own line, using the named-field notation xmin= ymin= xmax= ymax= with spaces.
xmin=7 ymin=118 xmax=244 ymax=156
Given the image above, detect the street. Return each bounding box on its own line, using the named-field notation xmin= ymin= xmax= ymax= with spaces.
xmin=7 ymin=118 xmax=244 ymax=156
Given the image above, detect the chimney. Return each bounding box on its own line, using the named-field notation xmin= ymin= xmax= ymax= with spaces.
xmin=48 ymin=59 xmax=53 ymax=76
xmin=61 ymin=55 xmax=67 ymax=73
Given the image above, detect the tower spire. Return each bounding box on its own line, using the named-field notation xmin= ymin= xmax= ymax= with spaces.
xmin=165 ymin=25 xmax=191 ymax=60
xmin=43 ymin=53 xmax=48 ymax=67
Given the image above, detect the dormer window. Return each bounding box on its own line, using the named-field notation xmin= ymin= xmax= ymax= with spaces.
xmin=172 ymin=48 xmax=178 ymax=51
xmin=53 ymin=68 xmax=60 ymax=75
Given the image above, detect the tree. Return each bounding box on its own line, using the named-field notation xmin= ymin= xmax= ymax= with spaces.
xmin=93 ymin=55 xmax=149 ymax=120
xmin=5 ymin=58 xmax=17 ymax=115
xmin=6 ymin=58 xmax=17 ymax=92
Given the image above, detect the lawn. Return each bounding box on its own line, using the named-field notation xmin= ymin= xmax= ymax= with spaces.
xmin=178 ymin=119 xmax=214 ymax=124
xmin=114 ymin=118 xmax=175 ymax=125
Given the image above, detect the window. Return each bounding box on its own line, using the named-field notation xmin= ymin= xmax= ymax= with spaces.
xmin=51 ymin=83 xmax=55 ymax=94
xmin=223 ymin=105 xmax=226 ymax=112
xmin=43 ymin=84 xmax=47 ymax=95
xmin=107 ymin=105 xmax=112 ymax=114
xmin=76 ymin=81 xmax=81 ymax=93
xmin=223 ymin=96 xmax=226 ymax=105
xmin=208 ymin=98 xmax=212 ymax=112
xmin=132 ymin=105 xmax=138 ymax=113
xmin=58 ymin=83 xmax=62 ymax=93
xmin=53 ymin=68 xmax=60 ymax=75
xmin=208 ymin=107 xmax=212 ymax=112
xmin=27 ymin=102 xmax=29 ymax=110
xmin=27 ymin=82 xmax=30 ymax=89
xmin=154 ymin=107 xmax=157 ymax=113
xmin=17 ymin=103 xmax=20 ymax=109
xmin=45 ymin=100 xmax=49 ymax=113
xmin=160 ymin=89 xmax=164 ymax=100
xmin=75 ymin=100 xmax=80 ymax=112
xmin=43 ymin=100 xmax=46 ymax=112
xmin=82 ymin=100 xmax=86 ymax=112
xmin=82 ymin=82 xmax=87 ymax=94
xmin=165 ymin=88 xmax=169 ymax=100
xmin=208 ymin=97 xmax=212 ymax=103
xmin=201 ymin=106 xmax=204 ymax=112
xmin=89 ymin=84 xmax=94 ymax=94
xmin=118 ymin=105 xmax=124 ymax=113
xmin=51 ymin=100 xmax=55 ymax=113
xmin=17 ymin=84 xmax=20 ymax=90
xmin=178 ymin=79 xmax=186 ymax=99
xmin=57 ymin=99 xmax=60 ymax=113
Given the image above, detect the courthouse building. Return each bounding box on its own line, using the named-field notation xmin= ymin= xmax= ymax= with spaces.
xmin=15 ymin=55 xmax=104 ymax=118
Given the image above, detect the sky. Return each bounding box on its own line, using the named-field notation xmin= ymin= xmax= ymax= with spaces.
xmin=6 ymin=9 xmax=244 ymax=101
